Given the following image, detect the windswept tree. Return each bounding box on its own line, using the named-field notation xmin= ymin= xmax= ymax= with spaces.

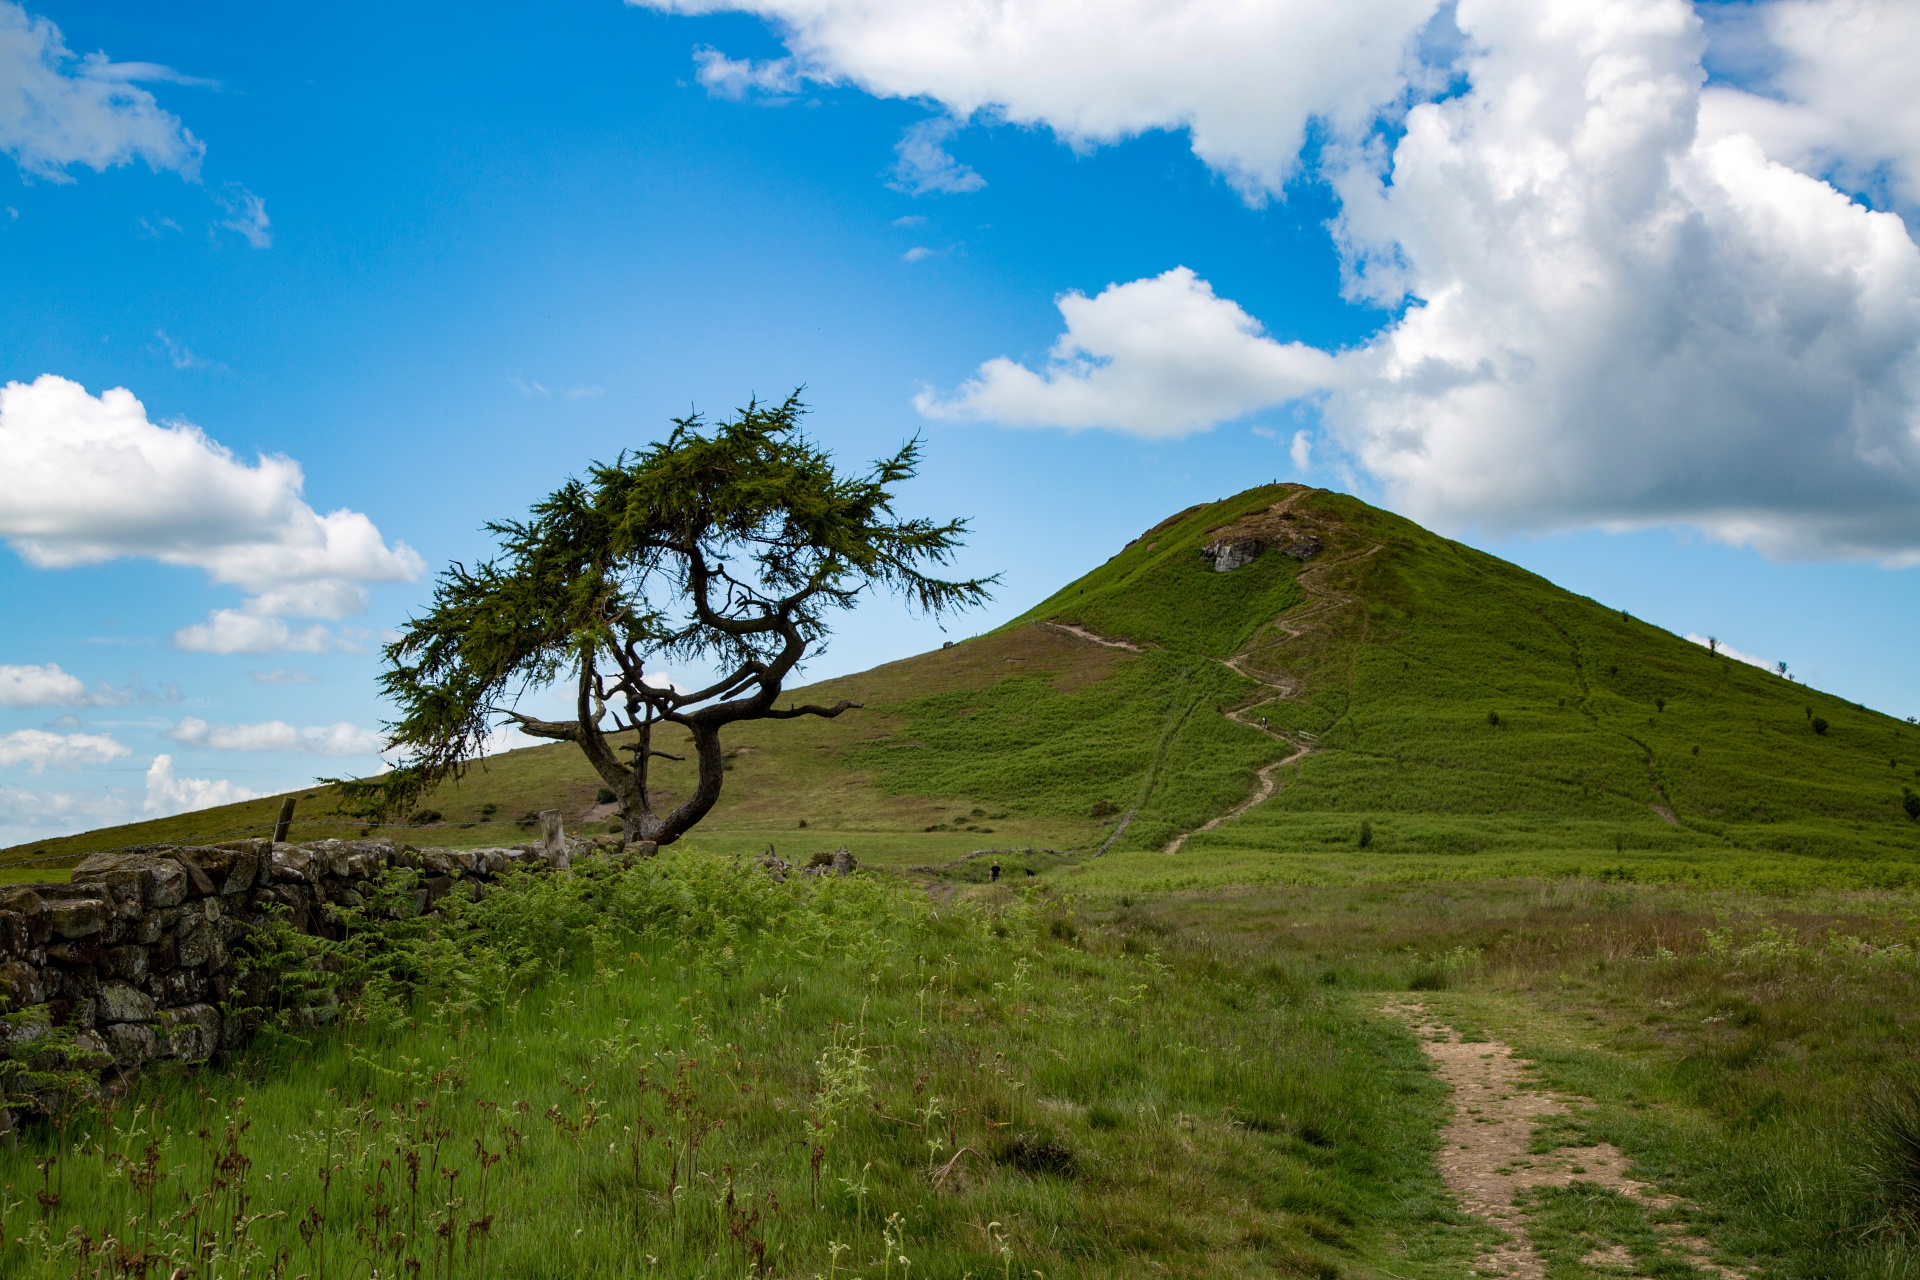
xmin=341 ymin=395 xmax=992 ymax=847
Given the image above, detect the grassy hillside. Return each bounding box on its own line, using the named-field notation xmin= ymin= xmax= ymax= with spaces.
xmin=9 ymin=484 xmax=1918 ymax=888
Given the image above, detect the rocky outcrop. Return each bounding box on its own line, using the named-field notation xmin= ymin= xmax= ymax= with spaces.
xmin=0 ymin=836 xmax=575 ymax=1132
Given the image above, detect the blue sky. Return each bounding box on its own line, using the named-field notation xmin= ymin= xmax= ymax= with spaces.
xmin=2 ymin=0 xmax=1917 ymax=844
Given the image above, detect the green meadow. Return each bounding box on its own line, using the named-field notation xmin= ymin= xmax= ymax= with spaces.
xmin=7 ymin=484 xmax=1920 ymax=1276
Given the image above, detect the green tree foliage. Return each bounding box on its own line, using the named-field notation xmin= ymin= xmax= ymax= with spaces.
xmin=339 ymin=394 xmax=991 ymax=845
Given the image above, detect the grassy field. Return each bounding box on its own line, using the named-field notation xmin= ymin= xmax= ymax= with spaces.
xmin=8 ymin=485 xmax=1920 ymax=1276
xmin=11 ymin=848 xmax=1920 ymax=1277
xmin=0 ymin=854 xmax=1491 ymax=1279
xmin=9 ymin=483 xmax=1914 ymax=889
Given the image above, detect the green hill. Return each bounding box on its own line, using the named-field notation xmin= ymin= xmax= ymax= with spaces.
xmin=9 ymin=483 xmax=1919 ymax=888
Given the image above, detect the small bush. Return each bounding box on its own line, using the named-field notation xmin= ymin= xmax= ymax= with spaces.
xmin=409 ymin=809 xmax=442 ymax=826
xmin=1813 ymin=717 xmax=1830 ymax=736
xmin=1090 ymin=799 xmax=1119 ymax=819
xmin=1655 ymin=696 xmax=1666 ymax=712
xmin=1904 ymin=788 xmax=1920 ymax=822
xmin=1357 ymin=820 xmax=1373 ymax=850
xmin=1487 ymin=710 xmax=1501 ymax=728
xmin=595 ymin=786 xmax=616 ymax=804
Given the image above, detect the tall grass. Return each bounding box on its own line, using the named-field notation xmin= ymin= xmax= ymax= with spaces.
xmin=0 ymin=853 xmax=1475 ymax=1278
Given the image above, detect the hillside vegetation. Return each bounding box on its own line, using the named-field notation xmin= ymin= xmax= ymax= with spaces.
xmin=9 ymin=484 xmax=1918 ymax=890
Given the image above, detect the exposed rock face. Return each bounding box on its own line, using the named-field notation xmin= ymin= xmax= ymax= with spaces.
xmin=1204 ymin=539 xmax=1263 ymax=572
xmin=0 ymin=836 xmax=573 ymax=1127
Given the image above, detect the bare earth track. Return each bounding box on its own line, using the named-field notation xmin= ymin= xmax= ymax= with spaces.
xmin=1385 ymin=1003 xmax=1747 ymax=1280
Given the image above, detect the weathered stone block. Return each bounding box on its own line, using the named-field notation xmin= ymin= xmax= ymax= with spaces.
xmin=104 ymin=1021 xmax=158 ymax=1068
xmin=3 ymin=1003 xmax=51 ymax=1049
xmin=170 ymin=855 xmax=216 ymax=897
xmin=107 ymin=945 xmax=149 ymax=981
xmin=0 ymin=910 xmax=30 ymax=956
xmin=269 ymin=845 xmax=318 ymax=883
xmin=98 ymin=980 xmax=155 ymax=1023
xmin=160 ymin=968 xmax=209 ymax=1007
xmin=155 ymin=1004 xmax=219 ymax=1061
xmin=176 ymin=922 xmax=214 ymax=969
xmin=46 ymin=897 xmax=105 ymax=939
xmin=49 ymin=965 xmax=100 ymax=1000
xmin=0 ymin=959 xmax=44 ymax=1008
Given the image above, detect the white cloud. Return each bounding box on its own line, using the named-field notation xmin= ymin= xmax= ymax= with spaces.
xmin=155 ymin=329 xmax=219 ymax=371
xmin=637 ymin=0 xmax=1442 ymax=199
xmin=0 ymin=661 xmax=87 ymax=707
xmin=891 ymin=118 xmax=983 ymax=196
xmin=0 ymin=728 xmax=129 ymax=771
xmin=1686 ymin=632 xmax=1777 ymax=672
xmin=250 ymin=668 xmax=318 ymax=686
xmin=0 ymin=784 xmax=135 ymax=849
xmin=0 ymin=661 xmax=160 ymax=707
xmin=0 ymin=1 xmax=204 ymax=181
xmin=168 ymin=716 xmax=384 ymax=757
xmin=142 ymin=753 xmax=258 ymax=815
xmin=1702 ymin=0 xmax=1920 ymax=214
xmin=216 ymin=183 xmax=271 ymax=248
xmin=886 ymin=0 xmax=1920 ymax=561
xmin=0 ymin=375 xmax=423 ymax=652
xmin=918 ymin=267 xmax=1338 ymax=437
xmin=1319 ymin=0 xmax=1920 ymax=561
xmin=691 ymin=45 xmax=800 ymax=98
xmin=172 ymin=610 xmax=355 ymax=655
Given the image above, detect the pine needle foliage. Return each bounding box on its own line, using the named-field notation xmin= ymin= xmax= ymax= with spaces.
xmin=336 ymin=394 xmax=992 ymax=845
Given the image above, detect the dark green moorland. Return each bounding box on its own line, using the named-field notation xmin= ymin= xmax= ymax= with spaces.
xmin=5 ymin=485 xmax=1920 ymax=1279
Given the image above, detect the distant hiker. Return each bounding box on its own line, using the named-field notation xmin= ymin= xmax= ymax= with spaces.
xmin=990 ymin=859 xmax=1001 ymax=882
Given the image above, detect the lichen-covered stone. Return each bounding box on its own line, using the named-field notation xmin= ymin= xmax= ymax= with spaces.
xmin=0 ymin=959 xmax=44 ymax=1008
xmin=156 ymin=1004 xmax=219 ymax=1061
xmin=98 ymin=980 xmax=155 ymax=1023
xmin=47 ymin=898 xmax=105 ymax=939
xmin=104 ymin=1021 xmax=158 ymax=1068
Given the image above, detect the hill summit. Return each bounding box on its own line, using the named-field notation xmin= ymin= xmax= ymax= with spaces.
xmin=11 ymin=484 xmax=1920 ymax=888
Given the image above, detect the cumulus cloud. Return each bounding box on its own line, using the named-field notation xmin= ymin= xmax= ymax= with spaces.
xmin=0 ymin=728 xmax=129 ymax=770
xmin=1701 ymin=0 xmax=1920 ymax=214
xmin=168 ymin=716 xmax=384 ymax=756
xmin=918 ymin=267 xmax=1338 ymax=436
xmin=0 ymin=662 xmax=162 ymax=707
xmin=142 ymin=753 xmax=258 ymax=815
xmin=0 ymin=661 xmax=88 ymax=707
xmin=0 ymin=375 xmax=423 ymax=652
xmin=0 ymin=1 xmax=204 ymax=180
xmin=637 ymin=0 xmax=1441 ymax=198
xmin=1319 ymin=0 xmax=1920 ymax=561
xmin=0 ymin=784 xmax=135 ymax=849
xmin=832 ymin=0 xmax=1920 ymax=561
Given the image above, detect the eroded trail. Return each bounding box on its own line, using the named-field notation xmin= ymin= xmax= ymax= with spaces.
xmin=1384 ymin=1004 xmax=1745 ymax=1280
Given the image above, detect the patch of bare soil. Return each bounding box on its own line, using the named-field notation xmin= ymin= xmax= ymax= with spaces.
xmin=1384 ymin=1002 xmax=1745 ymax=1280
xmin=1040 ymin=621 xmax=1146 ymax=653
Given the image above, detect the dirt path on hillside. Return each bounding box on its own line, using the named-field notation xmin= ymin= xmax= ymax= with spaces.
xmin=1383 ymin=1003 xmax=1744 ymax=1280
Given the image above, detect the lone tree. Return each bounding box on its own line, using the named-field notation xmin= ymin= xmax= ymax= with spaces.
xmin=340 ymin=395 xmax=992 ymax=847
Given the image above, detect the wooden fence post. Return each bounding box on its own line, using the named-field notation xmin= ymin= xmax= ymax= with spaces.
xmin=273 ymin=796 xmax=296 ymax=844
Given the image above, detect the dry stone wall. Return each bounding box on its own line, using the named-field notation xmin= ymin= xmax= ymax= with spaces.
xmin=0 ymin=836 xmax=574 ymax=1132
